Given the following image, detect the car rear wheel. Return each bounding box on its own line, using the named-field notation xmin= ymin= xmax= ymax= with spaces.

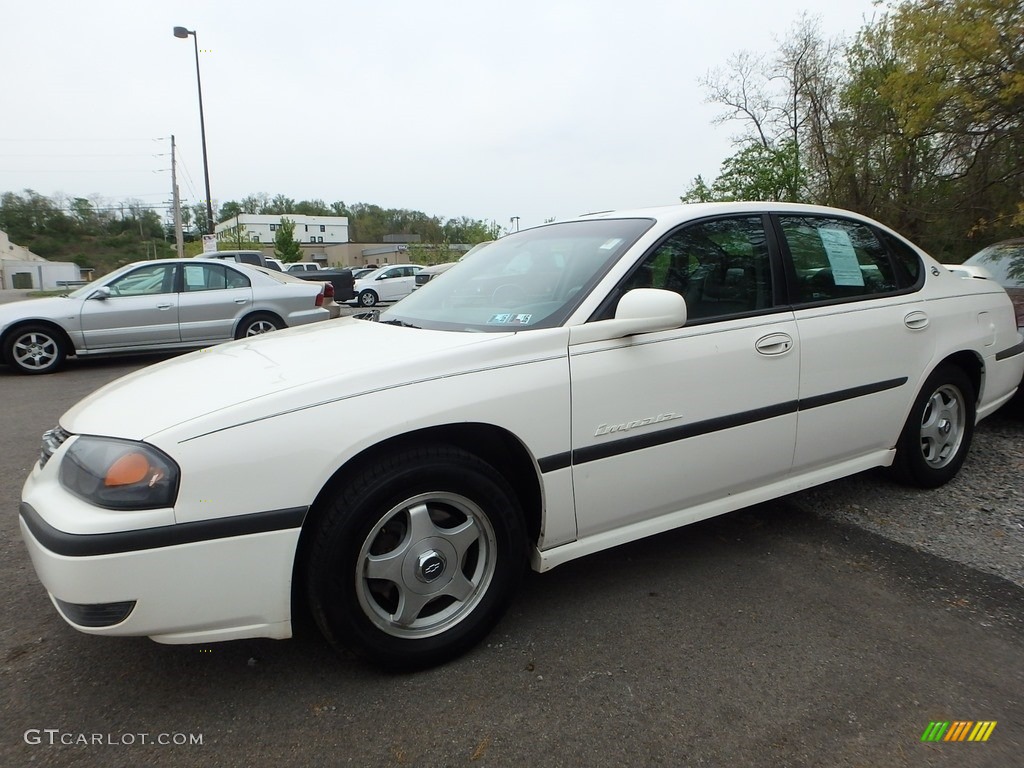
xmin=358 ymin=289 xmax=378 ymax=307
xmin=4 ymin=325 xmax=66 ymax=374
xmin=306 ymin=445 xmax=526 ymax=669
xmin=235 ymin=313 xmax=283 ymax=338
xmin=891 ymin=364 xmax=975 ymax=488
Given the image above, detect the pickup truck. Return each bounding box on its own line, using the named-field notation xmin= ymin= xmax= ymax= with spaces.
xmin=200 ymin=251 xmax=355 ymax=301
xmin=285 ymin=263 xmax=324 ymax=273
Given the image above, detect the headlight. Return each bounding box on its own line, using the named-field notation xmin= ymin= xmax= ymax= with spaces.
xmin=59 ymin=437 xmax=179 ymax=510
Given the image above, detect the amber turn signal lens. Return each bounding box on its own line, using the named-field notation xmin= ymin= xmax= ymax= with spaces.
xmin=104 ymin=452 xmax=153 ymax=487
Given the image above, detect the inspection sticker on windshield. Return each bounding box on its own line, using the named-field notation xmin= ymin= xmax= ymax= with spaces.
xmin=487 ymin=313 xmax=532 ymax=325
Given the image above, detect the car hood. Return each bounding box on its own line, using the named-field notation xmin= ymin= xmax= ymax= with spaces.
xmin=59 ymin=318 xmax=529 ymax=441
xmin=0 ymin=295 xmax=80 ymax=327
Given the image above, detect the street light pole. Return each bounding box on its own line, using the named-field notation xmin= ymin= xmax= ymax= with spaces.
xmin=173 ymin=26 xmax=214 ymax=235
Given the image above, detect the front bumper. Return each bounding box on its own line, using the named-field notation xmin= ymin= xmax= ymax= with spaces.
xmin=19 ymin=490 xmax=304 ymax=644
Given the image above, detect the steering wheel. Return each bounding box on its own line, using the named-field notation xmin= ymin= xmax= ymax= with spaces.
xmin=491 ymin=283 xmax=528 ymax=308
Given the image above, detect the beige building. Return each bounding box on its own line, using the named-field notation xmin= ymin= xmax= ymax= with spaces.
xmin=0 ymin=230 xmax=84 ymax=290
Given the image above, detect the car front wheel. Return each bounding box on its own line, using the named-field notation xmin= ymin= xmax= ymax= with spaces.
xmin=358 ymin=290 xmax=378 ymax=307
xmin=4 ymin=325 xmax=67 ymax=374
xmin=306 ymin=445 xmax=526 ymax=669
xmin=891 ymin=364 xmax=975 ymax=488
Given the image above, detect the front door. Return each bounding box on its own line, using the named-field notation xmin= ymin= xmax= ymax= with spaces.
xmin=79 ymin=263 xmax=180 ymax=350
xmin=568 ymin=214 xmax=800 ymax=539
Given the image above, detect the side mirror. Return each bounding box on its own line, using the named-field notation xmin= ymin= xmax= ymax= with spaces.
xmin=569 ymin=288 xmax=687 ymax=345
xmin=91 ymin=286 xmax=112 ymax=300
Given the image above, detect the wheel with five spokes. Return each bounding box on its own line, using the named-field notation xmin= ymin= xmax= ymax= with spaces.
xmin=306 ymin=444 xmax=526 ymax=669
xmin=891 ymin=364 xmax=975 ymax=488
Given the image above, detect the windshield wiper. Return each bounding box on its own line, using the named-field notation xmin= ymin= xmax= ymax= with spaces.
xmin=379 ymin=319 xmax=420 ymax=329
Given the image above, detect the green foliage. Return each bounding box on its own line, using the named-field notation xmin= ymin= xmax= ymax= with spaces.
xmin=217 ymin=223 xmax=262 ymax=252
xmin=691 ymin=0 xmax=1024 ymax=258
xmin=273 ymin=217 xmax=302 ymax=263
xmin=682 ymin=142 xmax=803 ymax=203
xmin=0 ymin=189 xmax=175 ymax=273
xmin=216 ymin=194 xmax=499 ymax=245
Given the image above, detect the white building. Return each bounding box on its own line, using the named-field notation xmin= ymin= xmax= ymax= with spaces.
xmin=0 ymin=230 xmax=82 ymax=290
xmin=215 ymin=214 xmax=350 ymax=246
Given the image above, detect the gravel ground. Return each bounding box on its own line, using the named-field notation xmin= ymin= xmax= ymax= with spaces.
xmin=792 ymin=403 xmax=1024 ymax=588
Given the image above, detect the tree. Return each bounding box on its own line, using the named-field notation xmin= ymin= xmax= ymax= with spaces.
xmin=273 ymin=217 xmax=302 ymax=262
xmin=688 ymin=1 xmax=1024 ymax=258
xmin=688 ymin=15 xmax=841 ymax=204
xmin=218 ymin=222 xmax=262 ymax=251
xmin=682 ymin=141 xmax=802 ymax=202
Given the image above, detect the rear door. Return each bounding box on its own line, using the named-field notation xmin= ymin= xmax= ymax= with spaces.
xmin=178 ymin=262 xmax=254 ymax=343
xmin=775 ymin=213 xmax=933 ymax=471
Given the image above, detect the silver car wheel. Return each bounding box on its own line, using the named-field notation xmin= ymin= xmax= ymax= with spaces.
xmin=355 ymin=491 xmax=497 ymax=640
xmin=10 ymin=329 xmax=62 ymax=373
xmin=918 ymin=383 xmax=966 ymax=469
xmin=245 ymin=319 xmax=278 ymax=336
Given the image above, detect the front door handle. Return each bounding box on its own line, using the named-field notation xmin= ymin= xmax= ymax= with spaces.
xmin=755 ymin=333 xmax=794 ymax=356
xmin=155 ymin=303 xmax=173 ymax=310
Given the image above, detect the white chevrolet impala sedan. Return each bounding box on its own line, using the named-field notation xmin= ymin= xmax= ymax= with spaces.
xmin=20 ymin=203 xmax=1024 ymax=669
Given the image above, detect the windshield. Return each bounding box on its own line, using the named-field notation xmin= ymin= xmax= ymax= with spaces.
xmin=964 ymin=242 xmax=1024 ymax=288
xmin=379 ymin=218 xmax=653 ymax=331
xmin=66 ymin=264 xmax=137 ymax=298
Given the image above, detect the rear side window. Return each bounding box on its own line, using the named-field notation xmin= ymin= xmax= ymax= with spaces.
xmin=778 ymin=216 xmax=899 ymax=303
xmin=877 ymin=230 xmax=923 ymax=288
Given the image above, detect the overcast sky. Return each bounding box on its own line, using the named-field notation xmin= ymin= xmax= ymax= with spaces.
xmin=2 ymin=0 xmax=880 ymax=231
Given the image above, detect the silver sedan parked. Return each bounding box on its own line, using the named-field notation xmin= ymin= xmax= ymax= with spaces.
xmin=0 ymin=259 xmax=331 ymax=374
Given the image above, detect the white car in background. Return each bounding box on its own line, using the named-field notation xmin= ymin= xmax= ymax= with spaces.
xmin=350 ymin=264 xmax=422 ymax=307
xmin=18 ymin=203 xmax=1024 ymax=670
xmin=1 ymin=259 xmax=330 ymax=374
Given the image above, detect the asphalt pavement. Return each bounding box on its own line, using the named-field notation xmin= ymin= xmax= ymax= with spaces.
xmin=1 ymin=350 xmax=1021 ymax=767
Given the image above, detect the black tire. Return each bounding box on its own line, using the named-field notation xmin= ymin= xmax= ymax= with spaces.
xmin=4 ymin=324 xmax=67 ymax=374
xmin=306 ymin=445 xmax=526 ymax=670
xmin=890 ymin=364 xmax=975 ymax=488
xmin=235 ymin=313 xmax=284 ymax=339
xmin=358 ymin=289 xmax=378 ymax=307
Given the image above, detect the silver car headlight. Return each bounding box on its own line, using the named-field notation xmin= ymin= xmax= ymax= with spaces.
xmin=59 ymin=437 xmax=179 ymax=510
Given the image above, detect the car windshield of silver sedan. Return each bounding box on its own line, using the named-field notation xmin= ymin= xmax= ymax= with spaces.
xmin=378 ymin=218 xmax=654 ymax=331
xmin=65 ymin=264 xmax=136 ymax=298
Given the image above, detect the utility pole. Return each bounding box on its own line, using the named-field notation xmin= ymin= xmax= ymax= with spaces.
xmin=171 ymin=135 xmax=184 ymax=257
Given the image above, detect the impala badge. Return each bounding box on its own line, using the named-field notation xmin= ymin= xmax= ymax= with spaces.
xmin=595 ymin=412 xmax=683 ymax=437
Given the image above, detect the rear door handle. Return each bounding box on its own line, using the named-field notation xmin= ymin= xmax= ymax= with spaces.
xmin=904 ymin=310 xmax=929 ymax=330
xmin=755 ymin=333 xmax=794 ymax=356
xmin=234 ymin=298 xmax=248 ymax=304
xmin=155 ymin=303 xmax=173 ymax=310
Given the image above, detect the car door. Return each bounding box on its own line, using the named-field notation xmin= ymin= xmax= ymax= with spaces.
xmin=375 ymin=267 xmax=405 ymax=301
xmin=774 ymin=214 xmax=934 ymax=472
xmin=568 ymin=214 xmax=799 ymax=539
xmin=178 ymin=262 xmax=254 ymax=343
xmin=79 ymin=263 xmax=180 ymax=350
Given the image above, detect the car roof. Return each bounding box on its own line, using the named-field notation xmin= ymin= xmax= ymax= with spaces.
xmin=570 ymin=201 xmax=883 ymax=226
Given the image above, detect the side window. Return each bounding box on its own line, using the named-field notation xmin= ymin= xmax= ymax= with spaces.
xmin=183 ymin=263 xmax=226 ymax=292
xmin=779 ymin=216 xmax=898 ymax=302
xmin=877 ymin=230 xmax=923 ymax=289
xmin=224 ymin=267 xmax=250 ymax=289
xmin=620 ymin=215 xmax=772 ymax=322
xmin=108 ymin=264 xmax=176 ymax=296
